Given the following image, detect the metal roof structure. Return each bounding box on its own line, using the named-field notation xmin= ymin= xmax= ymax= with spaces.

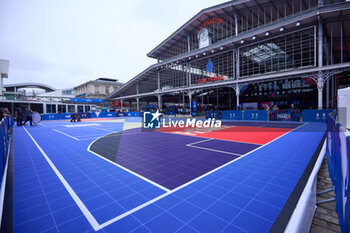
xmin=3 ymin=82 xmax=56 ymax=92
xmin=106 ymin=0 xmax=350 ymax=111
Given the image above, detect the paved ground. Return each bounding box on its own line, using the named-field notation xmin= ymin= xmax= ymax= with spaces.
xmin=310 ymin=157 xmax=341 ymax=233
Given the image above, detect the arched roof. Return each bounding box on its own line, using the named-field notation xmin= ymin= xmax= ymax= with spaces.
xmin=4 ymin=82 xmax=56 ymax=92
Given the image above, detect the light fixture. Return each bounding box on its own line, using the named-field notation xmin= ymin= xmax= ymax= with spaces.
xmin=240 ymin=40 xmax=244 ymax=44
xmin=189 ymin=57 xmax=191 ymax=60
xmin=203 ymin=52 xmax=206 ymax=55
xmin=220 ymin=46 xmax=224 ymax=50
xmin=280 ymin=27 xmax=284 ymax=32
xmin=196 ymin=55 xmax=199 ymax=58
xmin=296 ymin=21 xmax=301 ymax=27
xmin=265 ymin=31 xmax=270 ymax=36
xmin=252 ymin=36 xmax=257 ymax=40
xmin=211 ymin=50 xmax=215 ymax=53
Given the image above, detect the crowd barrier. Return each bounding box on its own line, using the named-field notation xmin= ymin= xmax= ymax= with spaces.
xmin=303 ymin=109 xmax=333 ymax=122
xmin=206 ymin=111 xmax=223 ymax=119
xmin=326 ymin=114 xmax=350 ymax=233
xmin=222 ymin=111 xmax=243 ymax=120
xmin=243 ymin=110 xmax=268 ymax=121
xmin=0 ymin=117 xmax=13 ymax=181
xmin=269 ymin=109 xmax=300 ymax=121
xmin=211 ymin=109 xmax=333 ymax=122
xmin=0 ymin=116 xmax=13 ymax=224
xmin=126 ymin=112 xmax=141 ymax=117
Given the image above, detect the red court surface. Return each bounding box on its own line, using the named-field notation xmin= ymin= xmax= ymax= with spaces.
xmin=158 ymin=125 xmax=292 ymax=145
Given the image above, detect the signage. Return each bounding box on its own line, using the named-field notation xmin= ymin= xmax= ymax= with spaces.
xmin=70 ymin=98 xmax=104 ymax=103
xmin=197 ymin=75 xmax=224 ymax=84
xmin=199 ymin=17 xmax=223 ymax=31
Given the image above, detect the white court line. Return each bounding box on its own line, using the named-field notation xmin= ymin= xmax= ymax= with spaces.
xmin=52 ymin=129 xmax=80 ymax=141
xmin=186 ymin=138 xmax=213 ymax=146
xmin=23 ymin=127 xmax=101 ymax=231
xmin=78 ymin=130 xmax=144 ymax=140
xmin=91 ymin=122 xmax=307 ymax=229
xmin=186 ymin=138 xmax=244 ymax=156
xmin=187 ymin=144 xmax=243 ymax=156
xmin=87 ymin=135 xmax=170 ymax=193
xmin=91 ymin=127 xmax=115 ymax=133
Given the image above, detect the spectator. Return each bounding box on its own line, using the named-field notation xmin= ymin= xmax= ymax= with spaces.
xmin=273 ymin=105 xmax=279 ymax=111
xmin=15 ymin=106 xmax=23 ymax=126
xmin=23 ymin=106 xmax=33 ymax=126
xmin=71 ymin=112 xmax=78 ymax=122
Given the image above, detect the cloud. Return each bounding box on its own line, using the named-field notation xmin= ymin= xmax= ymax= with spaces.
xmin=0 ymin=0 xmax=228 ymax=89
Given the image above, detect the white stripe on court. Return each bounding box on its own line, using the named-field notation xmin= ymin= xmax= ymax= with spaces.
xmin=23 ymin=127 xmax=101 ymax=231
xmin=91 ymin=127 xmax=115 ymax=133
xmin=186 ymin=138 xmax=213 ymax=146
xmin=186 ymin=138 xmax=244 ymax=156
xmin=187 ymin=144 xmax=243 ymax=156
xmin=87 ymin=135 xmax=170 ymax=193
xmin=52 ymin=129 xmax=80 ymax=141
xmin=79 ymin=131 xmax=144 ymax=140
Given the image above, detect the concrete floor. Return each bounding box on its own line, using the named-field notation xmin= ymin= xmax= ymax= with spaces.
xmin=310 ymin=158 xmax=341 ymax=233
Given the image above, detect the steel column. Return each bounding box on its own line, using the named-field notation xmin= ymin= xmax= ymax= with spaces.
xmin=234 ymin=12 xmax=238 ymax=36
xmin=43 ymin=103 xmax=47 ymax=114
xmin=157 ymin=71 xmax=161 ymax=91
xmin=189 ymin=91 xmax=192 ymax=115
xmin=236 ymin=85 xmax=240 ymax=110
xmin=136 ymin=98 xmax=140 ymax=111
xmin=318 ymin=16 xmax=324 ymax=109
xmin=216 ymin=88 xmax=219 ymax=108
xmin=158 ymin=94 xmax=162 ymax=111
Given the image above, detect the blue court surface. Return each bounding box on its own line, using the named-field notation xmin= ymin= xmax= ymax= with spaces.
xmin=12 ymin=118 xmax=326 ymax=232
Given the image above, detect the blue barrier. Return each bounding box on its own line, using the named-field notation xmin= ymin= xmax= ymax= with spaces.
xmin=269 ymin=109 xmax=300 ymax=121
xmin=98 ymin=112 xmax=116 ymax=118
xmin=42 ymin=113 xmax=61 ymax=120
xmin=326 ymin=115 xmax=350 ymax=232
xmin=222 ymin=111 xmax=243 ymax=120
xmin=302 ymin=109 xmax=333 ymax=122
xmin=206 ymin=111 xmax=222 ymax=119
xmin=243 ymin=110 xmax=268 ymax=121
xmin=0 ymin=116 xmax=13 ymax=193
xmin=126 ymin=112 xmax=141 ymax=117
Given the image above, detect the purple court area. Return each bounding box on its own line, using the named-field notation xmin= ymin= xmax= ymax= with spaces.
xmin=99 ymin=129 xmax=260 ymax=190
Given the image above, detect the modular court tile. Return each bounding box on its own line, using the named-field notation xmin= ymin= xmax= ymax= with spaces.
xmin=12 ymin=120 xmax=325 ymax=232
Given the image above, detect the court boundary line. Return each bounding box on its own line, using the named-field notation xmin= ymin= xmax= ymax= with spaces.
xmin=89 ymin=122 xmax=307 ymax=229
xmin=52 ymin=129 xmax=80 ymax=141
xmin=87 ymin=133 xmax=171 ymax=193
xmin=186 ymin=138 xmax=244 ymax=156
xmin=79 ymin=131 xmax=144 ymax=140
xmin=23 ymin=127 xmax=100 ymax=231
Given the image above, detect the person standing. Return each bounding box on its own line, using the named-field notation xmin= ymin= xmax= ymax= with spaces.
xmin=15 ymin=106 xmax=23 ymax=126
xmin=23 ymin=106 xmax=33 ymax=126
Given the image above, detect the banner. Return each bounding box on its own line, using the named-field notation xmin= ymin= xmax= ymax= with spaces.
xmin=326 ymin=115 xmax=350 ymax=233
xmin=70 ymin=98 xmax=104 ymax=103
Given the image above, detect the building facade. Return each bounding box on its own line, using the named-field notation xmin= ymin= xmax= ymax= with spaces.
xmin=105 ymin=0 xmax=350 ymax=113
xmin=74 ymin=78 xmax=123 ymax=99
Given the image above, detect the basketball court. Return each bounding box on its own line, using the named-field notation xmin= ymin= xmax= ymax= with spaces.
xmin=12 ymin=118 xmax=326 ymax=232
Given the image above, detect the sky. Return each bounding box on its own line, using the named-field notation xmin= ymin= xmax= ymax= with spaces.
xmin=0 ymin=0 xmax=228 ymax=89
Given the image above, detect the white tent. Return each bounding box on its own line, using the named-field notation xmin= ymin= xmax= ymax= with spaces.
xmin=338 ymin=87 xmax=350 ymax=129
